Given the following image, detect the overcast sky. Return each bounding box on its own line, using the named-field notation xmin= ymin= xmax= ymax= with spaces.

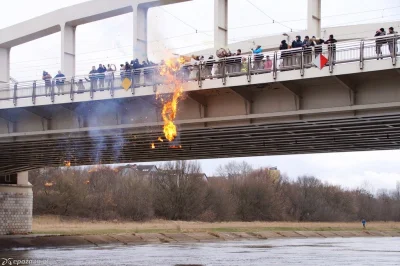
xmin=1 ymin=0 xmax=400 ymax=191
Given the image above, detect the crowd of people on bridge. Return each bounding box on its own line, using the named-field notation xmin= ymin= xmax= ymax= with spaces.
xmin=41 ymin=26 xmax=398 ymax=92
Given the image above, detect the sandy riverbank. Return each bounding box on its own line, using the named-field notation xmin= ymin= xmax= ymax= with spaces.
xmin=1 ymin=216 xmax=400 ymax=250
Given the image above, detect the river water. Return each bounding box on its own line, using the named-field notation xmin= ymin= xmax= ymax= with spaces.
xmin=0 ymin=237 xmax=399 ymax=266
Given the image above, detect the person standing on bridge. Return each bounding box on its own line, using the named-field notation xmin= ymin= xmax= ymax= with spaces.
xmin=54 ymin=71 xmax=66 ymax=95
xmin=251 ymin=45 xmax=264 ymax=71
xmin=89 ymin=66 xmax=98 ymax=91
xmin=42 ymin=71 xmax=52 ymax=96
xmin=291 ymin=35 xmax=303 ymax=67
xmin=97 ymin=64 xmax=107 ymax=90
xmin=324 ymin=34 xmax=337 ymax=64
xmin=387 ymin=27 xmax=399 ymax=57
xmin=374 ymin=28 xmax=386 ymax=60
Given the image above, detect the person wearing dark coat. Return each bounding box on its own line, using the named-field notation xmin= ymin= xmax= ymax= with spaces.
xmin=54 ymin=70 xmax=66 ymax=95
xmin=97 ymin=64 xmax=106 ymax=89
xmin=303 ymin=36 xmax=315 ymax=66
xmin=324 ymin=34 xmax=338 ymax=64
xmin=315 ymin=38 xmax=324 ymax=57
xmin=291 ymin=35 xmax=303 ymax=67
xmin=280 ymin=40 xmax=290 ymax=68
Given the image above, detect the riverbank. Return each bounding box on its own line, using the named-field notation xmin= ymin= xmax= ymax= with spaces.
xmin=1 ymin=216 xmax=400 ymax=250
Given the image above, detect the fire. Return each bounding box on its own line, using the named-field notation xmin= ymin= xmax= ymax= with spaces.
xmin=151 ymin=143 xmax=155 ymax=149
xmin=158 ymin=57 xmax=185 ymax=142
xmin=64 ymin=161 xmax=71 ymax=167
xmin=170 ymin=145 xmax=182 ymax=149
xmin=158 ymin=137 xmax=164 ymax=142
xmin=44 ymin=182 xmax=54 ymax=187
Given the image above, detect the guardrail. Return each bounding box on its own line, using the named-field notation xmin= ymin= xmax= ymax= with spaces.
xmin=0 ymin=35 xmax=399 ymax=105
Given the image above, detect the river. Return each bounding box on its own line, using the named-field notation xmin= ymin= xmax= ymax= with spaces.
xmin=0 ymin=237 xmax=399 ymax=265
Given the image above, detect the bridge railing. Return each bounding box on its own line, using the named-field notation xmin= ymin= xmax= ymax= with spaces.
xmin=1 ymin=35 xmax=399 ymax=105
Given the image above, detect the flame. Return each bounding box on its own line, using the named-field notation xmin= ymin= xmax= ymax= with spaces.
xmin=170 ymin=145 xmax=182 ymax=149
xmin=158 ymin=57 xmax=185 ymax=142
xmin=64 ymin=161 xmax=71 ymax=167
xmin=44 ymin=182 xmax=54 ymax=187
xmin=151 ymin=143 xmax=155 ymax=149
xmin=158 ymin=137 xmax=164 ymax=142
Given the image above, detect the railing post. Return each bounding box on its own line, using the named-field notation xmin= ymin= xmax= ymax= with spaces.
xmin=391 ymin=35 xmax=397 ymax=66
xmin=300 ymin=50 xmax=305 ymax=77
xmin=359 ymin=40 xmax=364 ymax=70
xmin=329 ymin=44 xmax=334 ymax=73
xmin=132 ymin=71 xmax=137 ymax=95
xmin=110 ymin=73 xmax=114 ymax=97
xmin=222 ymin=58 xmax=226 ymax=85
xmin=198 ymin=63 xmax=202 ymax=88
xmin=90 ymin=79 xmax=94 ymax=99
xmin=70 ymin=77 xmax=74 ymax=101
xmin=51 ymin=80 xmax=55 ymax=103
xmin=247 ymin=56 xmax=251 ymax=83
xmin=32 ymin=81 xmax=36 ymax=105
xmin=273 ymin=52 xmax=277 ymax=80
xmin=13 ymin=83 xmax=17 ymax=106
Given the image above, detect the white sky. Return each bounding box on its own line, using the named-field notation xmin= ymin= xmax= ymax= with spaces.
xmin=1 ymin=0 xmax=400 ymax=191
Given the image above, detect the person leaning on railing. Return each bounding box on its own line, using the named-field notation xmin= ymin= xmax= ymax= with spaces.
xmin=251 ymin=45 xmax=264 ymax=70
xmin=97 ymin=64 xmax=107 ymax=90
xmin=279 ymin=40 xmax=290 ymax=69
xmin=42 ymin=70 xmax=52 ymax=96
xmin=54 ymin=70 xmax=66 ymax=95
xmin=324 ymin=34 xmax=337 ymax=64
xmin=291 ymin=35 xmax=303 ymax=67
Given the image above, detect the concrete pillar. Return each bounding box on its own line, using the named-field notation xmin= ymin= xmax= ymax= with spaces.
xmin=214 ymin=0 xmax=228 ymax=50
xmin=61 ymin=24 xmax=76 ymax=78
xmin=133 ymin=6 xmax=149 ymax=62
xmin=0 ymin=48 xmax=10 ymax=83
xmin=307 ymin=0 xmax=321 ymax=37
xmin=0 ymin=171 xmax=33 ymax=235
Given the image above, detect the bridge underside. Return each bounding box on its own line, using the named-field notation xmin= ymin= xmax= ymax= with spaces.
xmin=1 ymin=67 xmax=400 ymax=174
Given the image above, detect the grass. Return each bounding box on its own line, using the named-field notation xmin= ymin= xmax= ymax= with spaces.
xmin=32 ymin=215 xmax=400 ymax=236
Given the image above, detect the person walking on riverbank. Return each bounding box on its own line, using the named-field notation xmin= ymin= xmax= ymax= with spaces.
xmin=362 ymin=219 xmax=366 ymax=229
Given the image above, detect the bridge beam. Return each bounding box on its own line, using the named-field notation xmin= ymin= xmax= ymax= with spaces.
xmin=0 ymin=48 xmax=10 ymax=83
xmin=133 ymin=6 xmax=149 ymax=61
xmin=214 ymin=0 xmax=228 ymax=50
xmin=307 ymin=0 xmax=321 ymax=37
xmin=187 ymin=92 xmax=207 ymax=119
xmin=61 ymin=24 xmax=76 ymax=78
xmin=334 ymin=76 xmax=356 ymax=106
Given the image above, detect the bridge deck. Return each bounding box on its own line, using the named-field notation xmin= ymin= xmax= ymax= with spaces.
xmin=0 ymin=37 xmax=399 ymax=175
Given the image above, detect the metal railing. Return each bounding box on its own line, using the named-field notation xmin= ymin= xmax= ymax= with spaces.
xmin=0 ymin=35 xmax=399 ymax=105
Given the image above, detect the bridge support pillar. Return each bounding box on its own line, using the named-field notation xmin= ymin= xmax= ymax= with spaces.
xmin=0 ymin=48 xmax=10 ymax=83
xmin=0 ymin=171 xmax=33 ymax=235
xmin=61 ymin=24 xmax=76 ymax=78
xmin=307 ymin=0 xmax=321 ymax=37
xmin=133 ymin=6 xmax=149 ymax=62
xmin=214 ymin=0 xmax=228 ymax=50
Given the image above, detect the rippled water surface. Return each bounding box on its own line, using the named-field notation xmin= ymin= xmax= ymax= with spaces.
xmin=1 ymin=237 xmax=399 ymax=266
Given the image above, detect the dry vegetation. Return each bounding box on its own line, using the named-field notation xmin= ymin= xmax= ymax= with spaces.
xmin=33 ymin=215 xmax=400 ymax=235
xmin=29 ymin=160 xmax=400 ymax=235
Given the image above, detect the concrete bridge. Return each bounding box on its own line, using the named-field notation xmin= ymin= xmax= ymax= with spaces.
xmin=0 ymin=0 xmax=400 ymax=235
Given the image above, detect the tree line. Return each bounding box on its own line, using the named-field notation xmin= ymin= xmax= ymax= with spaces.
xmin=29 ymin=161 xmax=400 ymax=222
